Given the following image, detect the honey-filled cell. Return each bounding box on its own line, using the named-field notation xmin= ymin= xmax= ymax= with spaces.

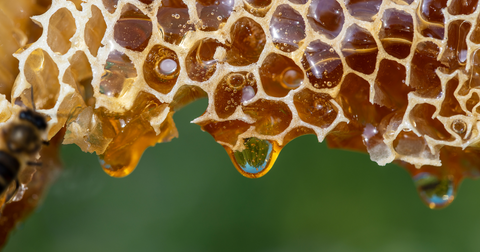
xmin=24 ymin=49 xmax=61 ymax=110
xmin=199 ymin=120 xmax=252 ymax=146
xmin=185 ymin=38 xmax=223 ymax=82
xmin=374 ymin=59 xmax=413 ymax=110
xmin=196 ymin=0 xmax=234 ymax=31
xmin=270 ymin=4 xmax=306 ymax=53
xmin=214 ymin=72 xmax=257 ymax=118
xmin=157 ymin=0 xmax=195 ymax=45
xmin=144 ymin=45 xmax=180 ymax=94
xmin=410 ymin=103 xmax=451 ymax=141
xmin=346 ymin=0 xmax=382 ymax=22
xmin=47 ymin=8 xmax=76 ymax=55
xmin=99 ymin=50 xmax=137 ymax=97
xmin=448 ymin=0 xmax=478 ymax=15
xmin=417 ymin=0 xmax=448 ymax=39
xmin=226 ymin=17 xmax=266 ymax=66
xmin=441 ymin=20 xmax=470 ymax=73
xmin=439 ymin=78 xmax=465 ymax=117
xmin=341 ymin=24 xmax=378 ymax=75
xmin=301 ymin=40 xmax=343 ymax=89
xmin=103 ymin=0 xmax=118 ymax=13
xmin=307 ymin=0 xmax=344 ymax=39
xmin=64 ymin=51 xmax=94 ymax=106
xmin=379 ymin=9 xmax=414 ymax=60
xmin=393 ymin=131 xmax=430 ymax=157
xmin=243 ymin=99 xmax=292 ymax=135
xmin=410 ymin=42 xmax=443 ymax=98
xmin=336 ymin=73 xmax=390 ymax=126
xmin=260 ymin=53 xmax=304 ymax=97
xmin=293 ymin=89 xmax=338 ymax=128
xmin=113 ymin=4 xmax=152 ymax=52
xmin=243 ymin=0 xmax=272 ymax=17
xmin=85 ymin=5 xmax=107 ymax=57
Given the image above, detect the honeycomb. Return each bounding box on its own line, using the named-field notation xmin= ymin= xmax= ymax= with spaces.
xmin=1 ymin=0 xmax=480 ymax=236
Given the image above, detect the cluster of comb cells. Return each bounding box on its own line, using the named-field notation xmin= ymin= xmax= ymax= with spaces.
xmin=2 ymin=0 xmax=480 ymax=225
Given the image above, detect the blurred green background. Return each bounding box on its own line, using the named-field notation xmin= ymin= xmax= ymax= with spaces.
xmin=4 ymin=98 xmax=480 ymax=252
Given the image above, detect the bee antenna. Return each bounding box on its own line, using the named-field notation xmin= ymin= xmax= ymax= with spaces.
xmin=30 ymin=86 xmax=36 ymax=111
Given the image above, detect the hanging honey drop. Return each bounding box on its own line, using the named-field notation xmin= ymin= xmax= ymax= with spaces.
xmin=225 ymin=137 xmax=281 ymax=178
xmin=413 ymin=172 xmax=456 ymax=209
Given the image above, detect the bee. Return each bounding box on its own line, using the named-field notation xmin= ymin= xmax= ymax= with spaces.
xmin=0 ymin=109 xmax=47 ymax=198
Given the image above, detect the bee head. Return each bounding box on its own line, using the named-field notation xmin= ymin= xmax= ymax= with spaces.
xmin=19 ymin=110 xmax=47 ymax=131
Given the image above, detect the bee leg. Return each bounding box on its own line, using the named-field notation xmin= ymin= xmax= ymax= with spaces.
xmin=27 ymin=161 xmax=42 ymax=167
xmin=6 ymin=180 xmax=20 ymax=204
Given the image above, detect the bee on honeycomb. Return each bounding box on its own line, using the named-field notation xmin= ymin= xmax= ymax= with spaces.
xmin=2 ymin=0 xmax=480 ymax=246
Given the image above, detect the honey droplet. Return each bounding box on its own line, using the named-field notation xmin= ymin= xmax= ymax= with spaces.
xmin=413 ymin=172 xmax=455 ymax=209
xmin=226 ymin=137 xmax=281 ymax=178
